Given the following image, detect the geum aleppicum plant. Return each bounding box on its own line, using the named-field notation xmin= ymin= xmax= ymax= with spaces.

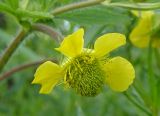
xmin=32 ymin=28 xmax=135 ymax=97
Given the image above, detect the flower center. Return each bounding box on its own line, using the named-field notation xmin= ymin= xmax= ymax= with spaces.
xmin=65 ymin=53 xmax=105 ymax=97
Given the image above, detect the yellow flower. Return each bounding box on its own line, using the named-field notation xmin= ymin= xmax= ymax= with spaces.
xmin=32 ymin=28 xmax=135 ymax=96
xmin=129 ymin=11 xmax=160 ymax=48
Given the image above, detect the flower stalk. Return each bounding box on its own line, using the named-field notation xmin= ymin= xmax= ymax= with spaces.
xmin=0 ymin=29 xmax=27 ymax=72
xmin=0 ymin=58 xmax=57 ymax=81
xmin=102 ymin=2 xmax=160 ymax=10
xmin=52 ymin=0 xmax=106 ymax=15
xmin=31 ymin=23 xmax=64 ymax=42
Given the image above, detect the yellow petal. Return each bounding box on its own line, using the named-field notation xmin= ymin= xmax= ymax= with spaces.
xmin=104 ymin=57 xmax=135 ymax=92
xmin=32 ymin=61 xmax=63 ymax=94
xmin=55 ymin=28 xmax=84 ymax=57
xmin=130 ymin=34 xmax=150 ymax=48
xmin=94 ymin=33 xmax=126 ymax=57
xmin=129 ymin=11 xmax=153 ymax=48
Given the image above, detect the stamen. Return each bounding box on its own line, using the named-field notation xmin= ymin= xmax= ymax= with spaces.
xmin=65 ymin=53 xmax=105 ymax=97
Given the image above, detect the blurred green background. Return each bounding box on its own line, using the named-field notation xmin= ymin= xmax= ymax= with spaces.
xmin=0 ymin=0 xmax=160 ymax=116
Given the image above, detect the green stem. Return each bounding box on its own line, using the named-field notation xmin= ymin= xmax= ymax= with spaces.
xmin=124 ymin=92 xmax=152 ymax=116
xmin=0 ymin=58 xmax=57 ymax=81
xmin=148 ymin=41 xmax=158 ymax=116
xmin=0 ymin=23 xmax=64 ymax=73
xmin=0 ymin=29 xmax=27 ymax=72
xmin=102 ymin=2 xmax=160 ymax=10
xmin=31 ymin=23 xmax=63 ymax=42
xmin=52 ymin=0 xmax=106 ymax=15
xmin=1 ymin=0 xmax=106 ymax=20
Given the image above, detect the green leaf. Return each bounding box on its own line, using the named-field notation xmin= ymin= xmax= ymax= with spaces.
xmin=15 ymin=9 xmax=53 ymax=20
xmin=84 ymin=25 xmax=106 ymax=47
xmin=26 ymin=0 xmax=56 ymax=11
xmin=55 ymin=5 xmax=133 ymax=26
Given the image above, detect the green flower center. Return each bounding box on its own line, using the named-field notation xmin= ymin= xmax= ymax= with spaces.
xmin=65 ymin=53 xmax=105 ymax=97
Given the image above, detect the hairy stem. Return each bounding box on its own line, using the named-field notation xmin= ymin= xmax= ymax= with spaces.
xmin=52 ymin=0 xmax=106 ymax=15
xmin=0 ymin=23 xmax=64 ymax=73
xmin=31 ymin=23 xmax=64 ymax=42
xmin=103 ymin=2 xmax=160 ymax=10
xmin=0 ymin=29 xmax=27 ymax=72
xmin=0 ymin=58 xmax=57 ymax=81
